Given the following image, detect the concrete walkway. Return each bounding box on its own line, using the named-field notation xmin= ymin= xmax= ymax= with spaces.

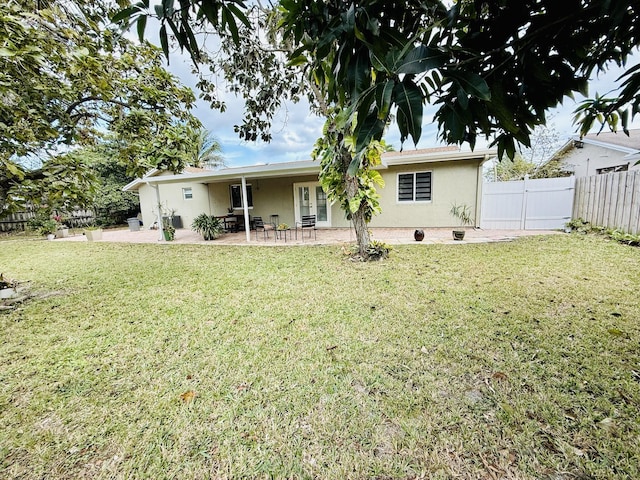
xmin=56 ymin=226 xmax=562 ymax=246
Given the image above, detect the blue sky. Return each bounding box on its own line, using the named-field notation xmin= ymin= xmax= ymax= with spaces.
xmin=165 ymin=47 xmax=639 ymax=168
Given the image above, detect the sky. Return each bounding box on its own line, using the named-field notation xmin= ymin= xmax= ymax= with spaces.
xmin=162 ymin=40 xmax=640 ymax=169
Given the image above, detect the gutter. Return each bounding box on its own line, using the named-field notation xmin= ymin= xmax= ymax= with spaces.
xmin=475 ymin=153 xmax=494 ymax=228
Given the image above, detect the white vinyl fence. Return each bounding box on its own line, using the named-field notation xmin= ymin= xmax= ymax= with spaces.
xmin=573 ymin=170 xmax=640 ymax=234
xmin=481 ymin=176 xmax=575 ymax=230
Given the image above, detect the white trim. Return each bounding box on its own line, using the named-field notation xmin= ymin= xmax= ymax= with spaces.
xmin=123 ymin=150 xmax=497 ymax=191
xmin=241 ymin=176 xmax=251 ymax=242
xmin=293 ymin=182 xmax=331 ymax=227
xmin=570 ymin=135 xmax=640 ymax=155
xmin=230 ymin=183 xmax=253 ymax=209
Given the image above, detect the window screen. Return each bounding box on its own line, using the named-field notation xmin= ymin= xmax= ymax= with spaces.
xmin=398 ymin=172 xmax=432 ymax=202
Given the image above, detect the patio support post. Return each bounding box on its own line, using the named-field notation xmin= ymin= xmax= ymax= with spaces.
xmin=150 ymin=183 xmax=164 ymax=241
xmin=241 ymin=176 xmax=251 ymax=242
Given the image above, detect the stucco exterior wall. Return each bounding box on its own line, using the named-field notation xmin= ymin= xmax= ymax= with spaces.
xmin=137 ymin=180 xmax=210 ymax=230
xmin=134 ymin=159 xmax=485 ymax=230
xmin=367 ymin=159 xmax=482 ymax=228
xmin=208 ymin=175 xmax=320 ymax=225
xmin=560 ymin=144 xmax=638 ymax=177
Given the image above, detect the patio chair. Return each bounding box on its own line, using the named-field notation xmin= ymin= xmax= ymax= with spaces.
xmin=253 ymin=216 xmax=274 ymax=240
xmin=295 ymin=215 xmax=316 ymax=241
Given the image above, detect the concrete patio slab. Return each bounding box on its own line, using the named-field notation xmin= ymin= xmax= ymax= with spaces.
xmin=55 ymin=227 xmax=562 ymax=246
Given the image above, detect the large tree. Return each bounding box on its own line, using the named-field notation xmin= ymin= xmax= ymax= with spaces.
xmin=0 ymin=0 xmax=201 ymax=214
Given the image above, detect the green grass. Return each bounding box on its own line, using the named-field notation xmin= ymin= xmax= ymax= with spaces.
xmin=1 ymin=235 xmax=639 ymax=479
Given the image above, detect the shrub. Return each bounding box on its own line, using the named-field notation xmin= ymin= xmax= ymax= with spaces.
xmin=566 ymin=218 xmax=640 ymax=247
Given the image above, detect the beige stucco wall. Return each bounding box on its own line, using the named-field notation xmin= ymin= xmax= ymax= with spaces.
xmin=137 ymin=180 xmax=210 ymax=230
xmin=561 ymin=144 xmax=639 ymax=177
xmin=208 ymin=175 xmax=320 ymax=225
xmin=367 ymin=159 xmax=482 ymax=228
xmin=136 ymin=160 xmax=483 ymax=230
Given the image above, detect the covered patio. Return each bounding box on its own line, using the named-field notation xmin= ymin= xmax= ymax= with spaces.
xmin=55 ymin=226 xmax=562 ymax=246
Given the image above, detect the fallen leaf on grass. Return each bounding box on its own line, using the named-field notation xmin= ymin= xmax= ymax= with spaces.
xmin=180 ymin=390 xmax=197 ymax=403
xmin=492 ymin=372 xmax=508 ymax=381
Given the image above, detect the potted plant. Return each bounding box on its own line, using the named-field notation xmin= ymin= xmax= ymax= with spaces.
xmin=39 ymin=219 xmax=58 ymax=240
xmin=84 ymin=225 xmax=103 ymax=241
xmin=162 ymin=219 xmax=176 ymax=241
xmin=192 ymin=214 xmax=223 ymax=240
xmin=53 ymin=215 xmax=69 ymax=238
xmin=450 ymin=203 xmax=473 ymax=240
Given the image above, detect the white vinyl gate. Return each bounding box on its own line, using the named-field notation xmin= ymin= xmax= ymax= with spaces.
xmin=480 ymin=176 xmax=575 ymax=230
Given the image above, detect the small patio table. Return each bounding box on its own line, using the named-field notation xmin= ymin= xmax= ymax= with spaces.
xmin=275 ymin=227 xmax=291 ymax=242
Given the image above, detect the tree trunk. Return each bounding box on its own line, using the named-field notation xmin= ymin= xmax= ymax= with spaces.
xmin=339 ymin=148 xmax=371 ymax=257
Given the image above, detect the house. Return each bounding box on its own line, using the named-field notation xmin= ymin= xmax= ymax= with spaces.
xmin=123 ymin=147 xmax=496 ymax=240
xmin=553 ymin=129 xmax=640 ymax=177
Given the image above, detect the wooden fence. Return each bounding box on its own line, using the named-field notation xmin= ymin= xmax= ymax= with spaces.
xmin=0 ymin=209 xmax=95 ymax=232
xmin=573 ymin=170 xmax=640 ymax=234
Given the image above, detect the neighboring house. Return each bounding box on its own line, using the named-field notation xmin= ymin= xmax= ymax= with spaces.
xmin=123 ymin=147 xmax=496 ymax=238
xmin=552 ymin=129 xmax=640 ymax=177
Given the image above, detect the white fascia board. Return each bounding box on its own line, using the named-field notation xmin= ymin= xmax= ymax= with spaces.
xmin=136 ymin=160 xmax=320 ymax=185
xmin=122 ymin=168 xmax=163 ymax=191
xmin=383 ymin=149 xmax=497 ymax=166
xmin=570 ymin=135 xmax=639 ymax=154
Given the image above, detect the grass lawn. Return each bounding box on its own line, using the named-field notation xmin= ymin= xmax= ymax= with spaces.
xmin=1 ymin=234 xmax=639 ymax=479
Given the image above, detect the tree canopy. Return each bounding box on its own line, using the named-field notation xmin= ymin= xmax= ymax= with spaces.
xmin=0 ymin=0 xmax=202 ymax=214
xmin=121 ymin=0 xmax=640 ymax=158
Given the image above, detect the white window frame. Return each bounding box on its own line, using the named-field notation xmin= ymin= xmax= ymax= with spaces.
xmin=230 ymin=184 xmax=253 ymax=209
xmin=397 ymin=171 xmax=433 ymax=203
xmin=182 ymin=187 xmax=193 ymax=200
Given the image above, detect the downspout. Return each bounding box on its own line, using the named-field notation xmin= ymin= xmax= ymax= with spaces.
xmin=475 ymin=155 xmax=488 ymax=228
xmin=241 ymin=176 xmax=251 ymax=242
xmin=148 ymin=182 xmax=164 ymax=241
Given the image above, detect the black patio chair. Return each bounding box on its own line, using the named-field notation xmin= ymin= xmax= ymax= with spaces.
xmin=295 ymin=215 xmax=316 ymax=241
xmin=253 ymin=216 xmax=274 ymax=240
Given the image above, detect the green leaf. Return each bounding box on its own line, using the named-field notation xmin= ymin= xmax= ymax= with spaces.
xmin=136 ymin=15 xmax=147 ymax=43
xmin=222 ymin=7 xmax=240 ymax=44
xmin=393 ymin=80 xmax=423 ymax=145
xmin=226 ymin=4 xmax=250 ymax=28
xmin=4 ymin=161 xmax=24 ymax=179
xmin=446 ymin=71 xmax=491 ymax=101
xmin=0 ymin=48 xmax=16 ymax=57
xmin=159 ymin=24 xmax=169 ymax=60
xmin=355 ymin=114 xmax=385 ymax=154
xmin=287 ymin=55 xmax=308 ymax=67
xmin=375 ymin=80 xmax=394 ymax=119
xmin=347 ymin=155 xmax=361 ymax=178
xmin=111 ymin=6 xmax=139 ymax=23
xmin=396 ymin=45 xmax=445 ymax=74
